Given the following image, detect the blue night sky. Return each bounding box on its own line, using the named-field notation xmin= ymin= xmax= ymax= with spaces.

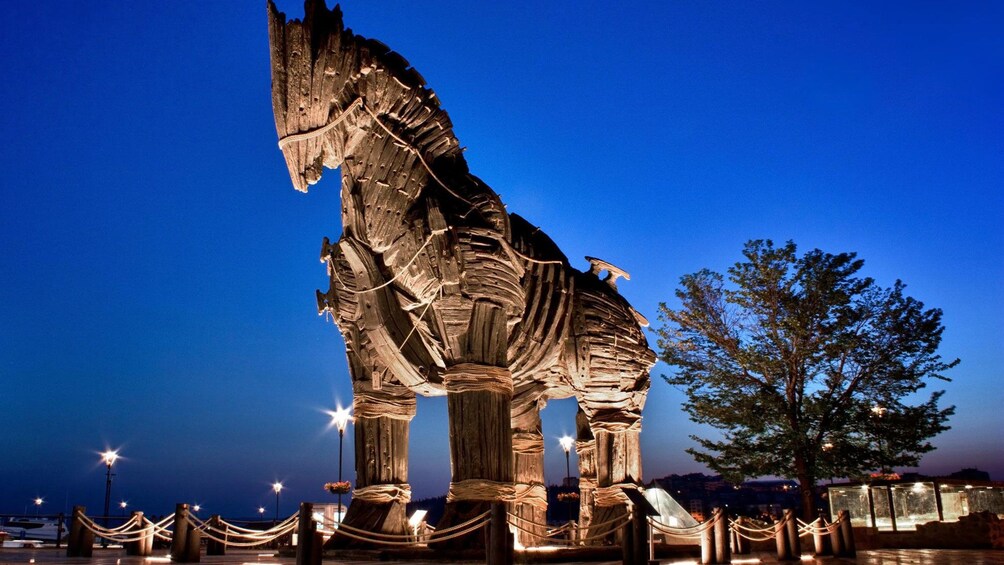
xmin=1 ymin=2 xmax=1001 ymax=518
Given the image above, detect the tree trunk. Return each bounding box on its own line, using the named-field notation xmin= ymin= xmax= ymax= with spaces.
xmin=794 ymin=455 xmax=817 ymax=519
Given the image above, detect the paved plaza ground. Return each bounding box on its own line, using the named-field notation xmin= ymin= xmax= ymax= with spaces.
xmin=0 ymin=548 xmax=1003 ymax=565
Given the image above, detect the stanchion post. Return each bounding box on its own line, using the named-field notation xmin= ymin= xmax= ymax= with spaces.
xmin=56 ymin=512 xmax=65 ymax=549
xmin=170 ymin=503 xmax=190 ymax=562
xmin=185 ymin=518 xmax=201 ymax=563
xmin=206 ymin=515 xmax=226 ymax=556
xmin=811 ymin=514 xmax=829 ymax=556
xmin=632 ymin=508 xmax=648 ymax=565
xmin=648 ymin=518 xmax=657 ymax=565
xmin=67 ymin=505 xmax=93 ymax=558
xmin=713 ymin=508 xmax=730 ymax=564
xmin=733 ymin=516 xmax=748 ymax=555
xmin=701 ymin=514 xmax=716 ymax=565
xmin=296 ymin=502 xmax=321 ymax=565
xmin=141 ymin=511 xmax=154 ymax=556
xmin=838 ymin=509 xmax=856 ymax=557
xmin=783 ymin=509 xmax=800 ymax=560
xmin=125 ymin=511 xmax=149 ymax=556
xmin=773 ymin=515 xmax=790 ymax=561
xmin=487 ymin=502 xmax=512 ymax=565
xmin=828 ymin=512 xmax=843 ymax=557
xmin=621 ymin=510 xmax=635 ymax=565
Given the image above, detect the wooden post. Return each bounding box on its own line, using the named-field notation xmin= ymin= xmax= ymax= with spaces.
xmin=828 ymin=512 xmax=843 ymax=557
xmin=773 ymin=515 xmax=790 ymax=561
xmin=511 ymin=389 xmax=546 ymax=547
xmin=713 ymin=508 xmax=730 ymax=564
xmin=206 ymin=515 xmax=225 ymax=556
xmin=296 ymin=502 xmax=321 ymax=565
xmin=126 ymin=511 xmax=152 ymax=556
xmin=621 ymin=508 xmax=635 ymax=565
xmin=487 ymin=502 xmax=511 ymax=565
xmin=732 ymin=516 xmax=748 ymax=555
xmin=140 ymin=513 xmax=154 ymax=557
xmin=326 ymin=376 xmax=415 ymax=549
xmin=170 ymin=503 xmax=193 ymax=562
xmin=701 ymin=515 xmax=716 ymax=565
xmin=812 ymin=514 xmax=830 ymax=556
xmin=434 ymin=300 xmax=515 ymax=550
xmin=783 ymin=509 xmax=800 ymax=559
xmin=633 ymin=507 xmax=648 ymax=565
xmin=185 ymin=519 xmax=201 ymax=562
xmin=576 ymin=409 xmax=597 ymax=543
xmin=67 ymin=505 xmax=93 ymax=558
xmin=838 ymin=509 xmax=856 ymax=557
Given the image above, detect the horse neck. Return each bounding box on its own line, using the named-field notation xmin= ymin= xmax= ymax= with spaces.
xmin=339 ymin=103 xmax=506 ymax=251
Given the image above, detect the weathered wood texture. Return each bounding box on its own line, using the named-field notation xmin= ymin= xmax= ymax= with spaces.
xmin=576 ymin=408 xmax=597 ymax=541
xmin=511 ymin=387 xmax=547 ymax=546
xmin=268 ymin=0 xmax=657 ymax=550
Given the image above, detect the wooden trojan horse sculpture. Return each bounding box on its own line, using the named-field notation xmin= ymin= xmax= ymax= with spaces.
xmin=268 ymin=1 xmax=656 ymax=548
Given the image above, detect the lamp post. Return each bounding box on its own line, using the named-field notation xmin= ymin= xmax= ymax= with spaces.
xmin=34 ymin=497 xmax=43 ymax=516
xmin=559 ymin=436 xmax=574 ymax=523
xmin=329 ymin=406 xmax=353 ymax=523
xmin=120 ymin=501 xmax=127 ymax=516
xmin=100 ymin=449 xmax=119 ymax=547
xmin=258 ymin=506 xmax=266 ymax=522
xmin=559 ymin=436 xmax=574 ymax=485
xmin=272 ymin=482 xmax=283 ymax=524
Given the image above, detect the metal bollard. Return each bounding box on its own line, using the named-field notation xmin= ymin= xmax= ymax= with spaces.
xmin=783 ymin=509 xmax=800 ymax=560
xmin=812 ymin=514 xmax=831 ymax=556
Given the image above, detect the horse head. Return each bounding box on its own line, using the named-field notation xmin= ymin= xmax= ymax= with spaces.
xmin=268 ymin=0 xmax=467 ymax=194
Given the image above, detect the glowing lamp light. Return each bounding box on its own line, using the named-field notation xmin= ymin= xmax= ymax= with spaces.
xmin=101 ymin=449 xmax=120 ymax=467
xmin=558 ymin=435 xmax=574 ymax=454
xmin=408 ymin=509 xmax=428 ymax=528
xmin=329 ymin=406 xmax=353 ymax=433
xmin=120 ymin=501 xmax=128 ymax=510
xmin=193 ymin=504 xmax=201 ymax=512
xmin=34 ymin=497 xmax=44 ymax=507
xmin=272 ymin=482 xmax=284 ymax=494
xmin=871 ymin=404 xmax=887 ymax=417
xmin=822 ymin=442 xmax=834 ymax=451
xmin=258 ymin=506 xmax=266 ymax=515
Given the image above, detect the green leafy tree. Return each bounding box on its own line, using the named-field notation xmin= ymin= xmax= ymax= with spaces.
xmin=656 ymin=240 xmax=956 ymax=517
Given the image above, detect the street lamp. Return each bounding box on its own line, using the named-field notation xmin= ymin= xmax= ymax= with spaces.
xmin=258 ymin=506 xmax=266 ymax=522
xmin=34 ymin=497 xmax=43 ymax=516
xmin=329 ymin=405 xmax=353 ymax=522
xmin=193 ymin=504 xmax=201 ymax=513
xmin=272 ymin=482 xmax=283 ymax=524
xmin=559 ymin=436 xmax=574 ymax=485
xmin=100 ymin=449 xmax=119 ymax=547
xmin=559 ymin=436 xmax=575 ymax=523
xmin=120 ymin=501 xmax=128 ymax=516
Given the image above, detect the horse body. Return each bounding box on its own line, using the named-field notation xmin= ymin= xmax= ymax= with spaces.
xmin=269 ymin=0 xmax=655 ymax=546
